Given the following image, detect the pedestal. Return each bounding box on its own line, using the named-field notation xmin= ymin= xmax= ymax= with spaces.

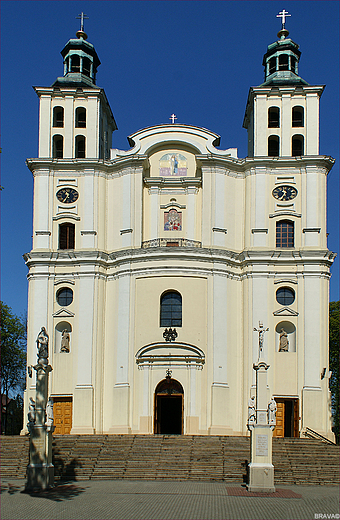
xmin=247 ymin=424 xmax=275 ymax=493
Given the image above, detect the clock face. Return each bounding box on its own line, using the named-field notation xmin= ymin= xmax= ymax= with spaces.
xmin=56 ymin=188 xmax=79 ymax=204
xmin=272 ymin=185 xmax=298 ymax=201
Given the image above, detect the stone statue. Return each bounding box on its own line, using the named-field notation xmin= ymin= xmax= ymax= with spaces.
xmin=268 ymin=397 xmax=277 ymax=426
xmin=254 ymin=321 xmax=269 ymax=359
xmin=279 ymin=328 xmax=289 ymax=352
xmin=36 ymin=327 xmax=49 ymax=362
xmin=27 ymin=397 xmax=36 ymax=431
xmin=60 ymin=329 xmax=70 ymax=353
xmin=45 ymin=397 xmax=54 ymax=432
xmin=247 ymin=396 xmax=256 ymax=429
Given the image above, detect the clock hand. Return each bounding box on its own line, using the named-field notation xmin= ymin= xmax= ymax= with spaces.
xmin=63 ymin=192 xmax=69 ymax=202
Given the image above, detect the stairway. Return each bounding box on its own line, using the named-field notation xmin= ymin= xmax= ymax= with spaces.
xmin=1 ymin=435 xmax=338 ymax=484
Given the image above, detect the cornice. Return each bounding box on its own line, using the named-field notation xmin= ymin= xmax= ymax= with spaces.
xmin=23 ymin=246 xmax=336 ymax=272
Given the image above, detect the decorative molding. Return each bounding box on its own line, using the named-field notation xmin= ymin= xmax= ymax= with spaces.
xmin=274 ymin=279 xmax=298 ymax=285
xmin=57 ymin=179 xmax=78 ymax=186
xmin=302 ymin=228 xmax=321 ymax=233
xmin=135 ymin=342 xmax=205 ymax=368
xmin=120 ymin=228 xmax=133 ymax=235
xmin=213 ymin=227 xmax=227 ymax=234
xmin=35 ymin=231 xmax=51 ymax=236
xmin=80 ymin=230 xmax=97 ymax=236
xmin=144 ymin=177 xmax=202 ymax=189
xmin=273 ymin=307 xmax=299 ymax=316
xmin=52 ymin=308 xmax=75 ymax=318
xmin=251 ymin=228 xmax=268 ymax=234
xmin=269 ymin=211 xmax=301 ymax=218
xmin=54 ymin=279 xmax=75 ymax=286
xmin=53 ymin=214 xmax=81 ymax=221
xmin=57 ymin=205 xmax=78 ymax=214
xmin=160 ymin=202 xmax=186 ymax=209
xmin=275 ymin=177 xmax=296 ymax=184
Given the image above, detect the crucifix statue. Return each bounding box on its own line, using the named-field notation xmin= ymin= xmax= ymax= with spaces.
xmin=254 ymin=321 xmax=269 ymax=360
xmin=169 ymin=114 xmax=177 ymax=124
xmin=276 ymin=9 xmax=291 ymax=28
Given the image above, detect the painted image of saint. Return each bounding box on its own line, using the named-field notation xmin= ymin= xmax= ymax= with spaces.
xmin=159 ymin=153 xmax=187 ymax=176
xmin=164 ymin=209 xmax=182 ymax=231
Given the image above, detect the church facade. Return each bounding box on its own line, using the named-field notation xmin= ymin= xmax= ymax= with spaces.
xmin=23 ymin=19 xmax=335 ymax=440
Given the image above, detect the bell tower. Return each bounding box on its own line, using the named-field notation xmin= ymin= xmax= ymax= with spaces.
xmin=34 ymin=13 xmax=117 ymax=160
xmin=243 ymin=10 xmax=323 ymax=157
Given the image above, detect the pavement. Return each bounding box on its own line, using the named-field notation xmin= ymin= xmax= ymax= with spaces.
xmin=1 ymin=479 xmax=339 ymax=520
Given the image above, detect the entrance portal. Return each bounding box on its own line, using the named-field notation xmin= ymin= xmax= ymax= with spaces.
xmin=154 ymin=377 xmax=183 ymax=434
xmin=273 ymin=398 xmax=299 ymax=437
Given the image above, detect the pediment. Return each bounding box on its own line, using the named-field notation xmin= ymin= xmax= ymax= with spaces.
xmin=52 ymin=308 xmax=75 ymax=318
xmin=136 ymin=342 xmax=205 ymax=368
xmin=273 ymin=307 xmax=299 ymax=316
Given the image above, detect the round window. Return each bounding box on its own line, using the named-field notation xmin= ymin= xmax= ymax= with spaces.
xmin=57 ymin=287 xmax=73 ymax=306
xmin=276 ymin=287 xmax=295 ymax=306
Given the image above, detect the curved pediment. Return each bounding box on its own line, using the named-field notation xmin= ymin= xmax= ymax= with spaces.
xmin=135 ymin=342 xmax=205 ymax=369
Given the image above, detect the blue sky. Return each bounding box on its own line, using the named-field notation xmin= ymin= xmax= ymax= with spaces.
xmin=1 ymin=0 xmax=339 ymax=318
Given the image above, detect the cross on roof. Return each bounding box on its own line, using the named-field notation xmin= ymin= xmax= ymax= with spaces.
xmin=76 ymin=12 xmax=89 ymax=32
xmin=276 ymin=9 xmax=291 ymax=28
xmin=169 ymin=114 xmax=177 ymax=124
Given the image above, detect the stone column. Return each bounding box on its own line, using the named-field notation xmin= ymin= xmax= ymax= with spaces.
xmin=247 ymin=322 xmax=276 ymax=493
xmin=25 ymin=327 xmax=54 ymax=491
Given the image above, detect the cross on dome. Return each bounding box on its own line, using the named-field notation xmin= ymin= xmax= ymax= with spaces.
xmin=169 ymin=114 xmax=177 ymax=124
xmin=276 ymin=9 xmax=291 ymax=28
xmin=76 ymin=12 xmax=89 ymax=32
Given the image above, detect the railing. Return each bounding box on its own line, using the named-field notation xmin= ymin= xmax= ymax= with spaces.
xmin=302 ymin=427 xmax=336 ymax=445
xmin=142 ymin=238 xmax=202 ymax=249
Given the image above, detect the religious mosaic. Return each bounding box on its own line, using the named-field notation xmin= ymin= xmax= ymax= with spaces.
xmin=164 ymin=209 xmax=182 ymax=231
xmin=159 ymin=153 xmax=187 ymax=176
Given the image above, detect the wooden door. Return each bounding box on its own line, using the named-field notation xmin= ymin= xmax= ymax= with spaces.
xmin=293 ymin=399 xmax=299 ymax=437
xmin=273 ymin=399 xmax=284 ymax=437
xmin=53 ymin=397 xmax=72 ymax=434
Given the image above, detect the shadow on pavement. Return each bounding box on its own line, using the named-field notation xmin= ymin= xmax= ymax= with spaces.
xmin=1 ymin=482 xmax=87 ymax=502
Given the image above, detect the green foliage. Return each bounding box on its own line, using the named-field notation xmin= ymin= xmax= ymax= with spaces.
xmin=329 ymin=301 xmax=339 ymax=443
xmin=1 ymin=302 xmax=27 ymax=434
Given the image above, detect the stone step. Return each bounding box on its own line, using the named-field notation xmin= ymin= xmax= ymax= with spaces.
xmin=1 ymin=435 xmax=338 ymax=484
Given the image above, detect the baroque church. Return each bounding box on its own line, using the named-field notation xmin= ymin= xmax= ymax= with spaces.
xmin=22 ymin=14 xmax=335 ymax=440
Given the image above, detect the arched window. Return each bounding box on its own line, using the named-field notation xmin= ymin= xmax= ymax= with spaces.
xmin=56 ymin=288 xmax=73 ymax=307
xmin=268 ymin=135 xmax=279 ymax=156
xmin=53 ymin=106 xmax=64 ymax=127
xmin=75 ymin=135 xmax=86 ymax=158
xmin=292 ymin=106 xmax=304 ymax=127
xmin=59 ymin=223 xmax=75 ymax=249
xmin=278 ymin=54 xmax=289 ymax=71
xmin=82 ymin=57 xmax=91 ymax=77
xmin=268 ymin=107 xmax=280 ymax=128
xmin=292 ymin=135 xmax=304 ymax=156
xmin=70 ymin=55 xmax=80 ymax=73
xmin=290 ymin=56 xmax=297 ymax=74
xmin=75 ymin=107 xmax=86 ymax=128
xmin=52 ymin=135 xmax=63 ymax=158
xmin=276 ymin=287 xmax=295 ymax=306
xmin=269 ymin=57 xmax=276 ymax=75
xmin=160 ymin=291 xmax=182 ymax=327
xmin=276 ymin=220 xmax=294 ymax=248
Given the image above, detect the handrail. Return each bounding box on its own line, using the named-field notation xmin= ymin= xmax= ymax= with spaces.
xmin=303 ymin=427 xmax=336 ymax=445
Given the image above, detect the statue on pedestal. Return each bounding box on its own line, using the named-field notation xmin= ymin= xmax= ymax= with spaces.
xmin=36 ymin=327 xmax=49 ymax=363
xmin=247 ymin=396 xmax=256 ymax=429
xmin=27 ymin=397 xmax=36 ymax=431
xmin=45 ymin=397 xmax=55 ymax=432
xmin=268 ymin=397 xmax=277 ymax=427
xmin=279 ymin=328 xmax=289 ymax=352
xmin=60 ymin=329 xmax=70 ymax=352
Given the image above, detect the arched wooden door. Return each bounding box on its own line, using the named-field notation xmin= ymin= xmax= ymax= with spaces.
xmin=154 ymin=377 xmax=183 ymax=434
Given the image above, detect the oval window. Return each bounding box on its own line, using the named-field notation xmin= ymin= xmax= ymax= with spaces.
xmin=57 ymin=287 xmax=73 ymax=306
xmin=276 ymin=287 xmax=295 ymax=306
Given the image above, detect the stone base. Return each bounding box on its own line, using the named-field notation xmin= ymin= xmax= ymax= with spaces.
xmin=247 ymin=463 xmax=275 ymax=493
xmin=25 ymin=463 xmax=54 ymax=491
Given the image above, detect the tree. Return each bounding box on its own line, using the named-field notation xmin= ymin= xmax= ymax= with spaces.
xmin=0 ymin=302 xmax=26 ymax=435
xmin=329 ymin=301 xmax=339 ymax=443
